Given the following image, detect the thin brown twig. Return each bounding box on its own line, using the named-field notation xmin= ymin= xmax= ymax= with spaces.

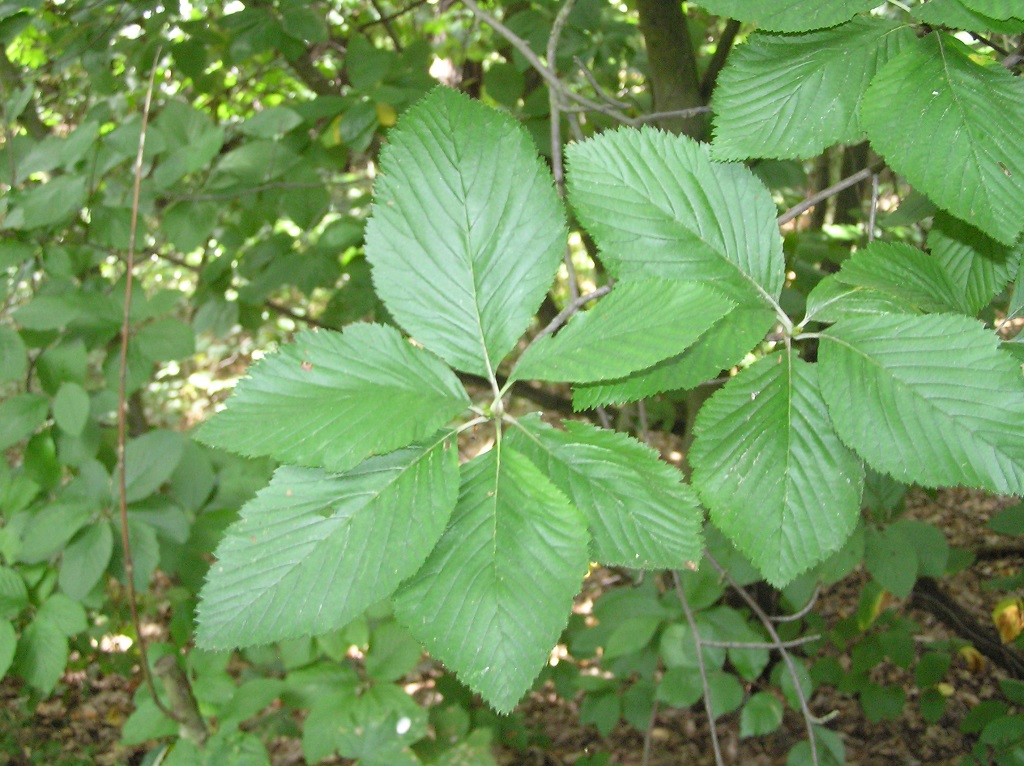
xmin=573 ymin=55 xmax=631 ymax=108
xmin=673 ymin=570 xmax=725 ymax=766
xmin=640 ymin=698 xmax=660 ymax=766
xmin=772 ymin=584 xmax=821 ymax=623
xmin=357 ymin=0 xmax=429 ymax=30
xmin=535 ymin=284 xmax=612 ymax=339
xmin=700 ymin=635 xmax=820 ymax=649
xmin=118 ymin=48 xmax=180 ymax=724
xmin=369 ymin=0 xmax=404 ymax=51
xmin=778 ymin=162 xmax=884 ymax=226
xmin=705 ymin=551 xmax=822 ymax=765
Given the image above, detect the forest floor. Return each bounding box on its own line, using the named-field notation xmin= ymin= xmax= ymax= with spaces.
xmin=0 ymin=487 xmax=1019 ymax=766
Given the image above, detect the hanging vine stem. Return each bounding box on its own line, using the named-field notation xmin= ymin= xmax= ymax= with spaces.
xmin=704 ymin=551 xmax=827 ymax=766
xmin=117 ymin=49 xmax=181 ymax=725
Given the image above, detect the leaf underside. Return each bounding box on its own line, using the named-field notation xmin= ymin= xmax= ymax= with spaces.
xmin=712 ymin=17 xmax=915 ymax=160
xmin=819 ymin=314 xmax=1024 ymax=494
xmin=507 ymin=415 xmax=704 ymax=569
xmin=197 ymin=437 xmax=459 ymax=649
xmin=196 ymin=324 xmax=469 ymax=473
xmin=365 ymin=87 xmax=566 ymax=377
xmin=693 ymin=0 xmax=881 ymax=32
xmin=392 ymin=445 xmax=588 ymax=713
xmin=690 ymin=353 xmax=864 ymax=586
xmin=861 ymin=33 xmax=1024 ymax=245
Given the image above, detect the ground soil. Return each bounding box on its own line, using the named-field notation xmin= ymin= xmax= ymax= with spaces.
xmin=1 ymin=487 xmax=1019 ymax=766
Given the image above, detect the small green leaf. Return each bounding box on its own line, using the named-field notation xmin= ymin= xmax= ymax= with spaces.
xmin=197 ymin=436 xmax=458 ymax=650
xmin=365 ymin=622 xmax=424 ymax=682
xmin=59 ymin=521 xmax=114 ymax=602
xmin=12 ymin=616 xmax=68 ymax=694
xmin=197 ymin=324 xmax=469 ymax=472
xmin=861 ymin=33 xmax=1024 ymax=245
xmin=8 ymin=176 xmax=87 ymax=230
xmin=0 ymin=567 xmax=28 ymax=619
xmin=864 ymin=525 xmax=918 ymax=597
xmin=567 ymin=127 xmax=784 ymax=308
xmin=19 ymin=501 xmax=94 ymax=564
xmin=124 ymin=429 xmax=187 ymax=503
xmin=512 ymin=280 xmax=734 ymax=383
xmin=819 ymin=314 xmax=1024 ymax=493
xmin=712 ymin=18 xmax=914 ymax=160
xmin=804 ymin=275 xmax=919 ymax=325
xmin=691 ymin=353 xmax=864 ymax=586
xmin=37 ymin=593 xmax=88 ymax=636
xmin=121 ymin=695 xmax=180 ymax=745
xmin=52 ymin=382 xmax=90 ymax=436
xmin=693 ymin=0 xmax=880 ymax=32
xmin=134 ymin=319 xmax=195 ymax=362
xmin=0 ymin=620 xmax=15 ymax=677
xmin=365 ymin=87 xmax=566 ymax=376
xmin=393 ymin=445 xmax=588 ymax=713
xmin=0 ymin=394 xmax=48 ymax=451
xmin=240 ymin=106 xmax=303 ymax=138
xmin=506 ymin=415 xmax=704 ymax=568
xmin=741 ymin=692 xmax=784 ymax=737
xmin=0 ymin=326 xmax=27 ymax=382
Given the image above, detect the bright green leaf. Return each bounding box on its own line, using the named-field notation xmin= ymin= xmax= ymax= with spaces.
xmin=927 ymin=213 xmax=1021 ymax=315
xmin=365 ymin=87 xmax=566 ymax=377
xmin=240 ymin=106 xmax=303 ymax=138
xmin=197 ymin=436 xmax=459 ymax=649
xmin=7 ymin=176 xmax=87 ymax=230
xmin=512 ymin=280 xmax=734 ymax=383
xmin=393 ymin=445 xmax=588 ymax=713
xmin=819 ymin=314 xmax=1024 ymax=493
xmin=861 ymin=33 xmax=1024 ymax=245
xmin=197 ymin=324 xmax=469 ymax=472
xmin=707 ymin=671 xmax=745 ymax=719
xmin=506 ymin=415 xmax=704 ymax=568
xmin=803 ymin=275 xmax=921 ymax=325
xmin=693 ymin=0 xmax=880 ymax=32
xmin=691 ymin=353 xmax=864 ymax=586
xmin=59 ymin=521 xmax=114 ymax=602
xmin=567 ymin=127 xmax=784 ymax=308
xmin=36 ymin=593 xmax=87 ymax=636
xmin=959 ymin=0 xmax=1024 ymax=20
xmin=712 ymin=18 xmax=914 ymax=160
xmin=914 ymin=0 xmax=1024 ymax=34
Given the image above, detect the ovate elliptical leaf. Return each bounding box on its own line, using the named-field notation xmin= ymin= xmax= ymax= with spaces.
xmin=365 ymin=87 xmax=567 ymax=377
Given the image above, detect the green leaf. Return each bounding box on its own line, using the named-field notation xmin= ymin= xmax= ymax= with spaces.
xmin=125 ymin=429 xmax=187 ymax=503
xmin=831 ymin=241 xmax=964 ymax=314
xmin=566 ymin=127 xmax=784 ymax=309
xmin=37 ymin=593 xmax=87 ymax=635
xmin=864 ymin=525 xmax=918 ymax=597
xmin=59 ymin=521 xmax=114 ymax=602
xmin=13 ymin=294 xmax=82 ymax=330
xmin=365 ymin=87 xmax=565 ymax=377
xmin=197 ymin=436 xmax=458 ymax=650
xmin=0 ymin=620 xmax=15 ymax=678
xmin=861 ymin=33 xmax=1024 ymax=245
xmin=693 ymin=0 xmax=880 ymax=32
xmin=135 ymin=319 xmax=195 ymax=362
xmin=691 ymin=353 xmax=864 ymax=586
xmin=712 ymin=18 xmax=914 ymax=160
xmin=0 ymin=393 xmax=48 ymax=451
xmin=891 ymin=519 xmax=948 ymax=578
xmin=197 ymin=324 xmax=469 ymax=473
xmin=393 ymin=445 xmax=588 ymax=713
xmin=0 ymin=325 xmax=27 ymax=382
xmin=512 ymin=280 xmax=734 ymax=383
xmin=506 ymin=415 xmax=704 ymax=568
xmin=914 ymin=0 xmax=1024 ymax=34
xmin=803 ymin=275 xmax=921 ymax=325
xmin=706 ymin=671 xmax=745 ymax=719
xmin=121 ymin=695 xmax=179 ymax=745
xmin=7 ymin=176 xmax=87 ymax=230
xmin=365 ymin=621 xmax=424 ymax=682
xmin=741 ymin=692 xmax=784 ymax=737
xmin=959 ymin=0 xmax=1024 ymax=20
xmin=12 ymin=616 xmax=68 ymax=694
xmin=0 ymin=566 xmax=29 ymax=619
xmin=240 ymin=106 xmax=303 ymax=138
xmin=19 ymin=500 xmax=93 ymax=563
xmin=52 ymin=382 xmax=90 ymax=436
xmin=572 ymin=306 xmax=774 ymax=409
xmin=927 ymin=213 xmax=1021 ymax=315
xmin=819 ymin=314 xmax=1024 ymax=493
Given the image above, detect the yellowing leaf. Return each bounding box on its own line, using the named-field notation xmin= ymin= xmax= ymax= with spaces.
xmin=959 ymin=645 xmax=986 ymax=673
xmin=376 ymin=102 xmax=397 ymax=127
xmin=993 ymin=597 xmax=1024 ymax=644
